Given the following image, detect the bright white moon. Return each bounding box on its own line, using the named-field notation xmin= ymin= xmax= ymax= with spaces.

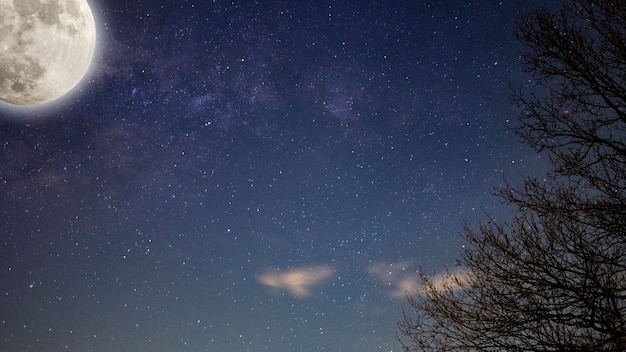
xmin=0 ymin=0 xmax=96 ymax=105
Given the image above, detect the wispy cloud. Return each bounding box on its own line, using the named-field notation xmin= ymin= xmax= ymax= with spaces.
xmin=367 ymin=260 xmax=471 ymax=299
xmin=258 ymin=265 xmax=335 ymax=298
xmin=366 ymin=260 xmax=419 ymax=299
xmin=422 ymin=269 xmax=471 ymax=295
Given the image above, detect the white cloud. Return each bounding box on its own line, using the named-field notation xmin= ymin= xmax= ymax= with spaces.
xmin=258 ymin=265 xmax=335 ymax=298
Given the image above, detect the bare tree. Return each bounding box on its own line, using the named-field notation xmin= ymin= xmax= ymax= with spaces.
xmin=399 ymin=1 xmax=626 ymax=351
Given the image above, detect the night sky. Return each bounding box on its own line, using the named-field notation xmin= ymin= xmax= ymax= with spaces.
xmin=1 ymin=1 xmax=557 ymax=351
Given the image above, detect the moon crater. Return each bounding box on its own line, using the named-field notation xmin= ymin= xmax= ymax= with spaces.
xmin=0 ymin=0 xmax=96 ymax=105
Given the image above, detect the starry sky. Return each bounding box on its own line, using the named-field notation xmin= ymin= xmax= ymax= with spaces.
xmin=1 ymin=1 xmax=557 ymax=351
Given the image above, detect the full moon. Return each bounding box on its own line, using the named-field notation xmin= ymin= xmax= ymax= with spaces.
xmin=0 ymin=0 xmax=96 ymax=106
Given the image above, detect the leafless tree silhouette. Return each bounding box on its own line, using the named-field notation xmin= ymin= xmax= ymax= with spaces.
xmin=399 ymin=1 xmax=626 ymax=351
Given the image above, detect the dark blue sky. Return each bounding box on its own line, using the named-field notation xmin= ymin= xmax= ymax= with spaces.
xmin=1 ymin=1 xmax=555 ymax=351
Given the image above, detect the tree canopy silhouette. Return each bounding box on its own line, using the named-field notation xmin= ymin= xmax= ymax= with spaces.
xmin=399 ymin=1 xmax=626 ymax=351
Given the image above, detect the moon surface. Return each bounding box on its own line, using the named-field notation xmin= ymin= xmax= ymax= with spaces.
xmin=0 ymin=0 xmax=96 ymax=105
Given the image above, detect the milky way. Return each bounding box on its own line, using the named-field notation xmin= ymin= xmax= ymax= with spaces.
xmin=1 ymin=1 xmax=556 ymax=351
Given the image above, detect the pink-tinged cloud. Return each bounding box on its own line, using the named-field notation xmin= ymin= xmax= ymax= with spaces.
xmin=258 ymin=265 xmax=335 ymax=298
xmin=366 ymin=260 xmax=471 ymax=299
xmin=366 ymin=260 xmax=419 ymax=299
xmin=421 ymin=269 xmax=472 ymax=296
